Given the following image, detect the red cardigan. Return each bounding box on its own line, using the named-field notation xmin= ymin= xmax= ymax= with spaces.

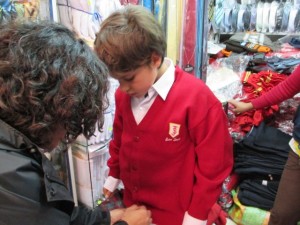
xmin=108 ymin=67 xmax=233 ymax=225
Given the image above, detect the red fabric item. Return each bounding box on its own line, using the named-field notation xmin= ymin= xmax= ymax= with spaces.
xmin=252 ymin=65 xmax=300 ymax=109
xmin=119 ymin=0 xmax=139 ymax=5
xmin=266 ymin=43 xmax=300 ymax=58
xmin=244 ymin=70 xmax=287 ymax=97
xmin=225 ymin=172 xmax=239 ymax=191
xmin=230 ymin=70 xmax=288 ymax=133
xmin=181 ymin=0 xmax=197 ymax=74
xmin=207 ymin=203 xmax=227 ymax=225
xmin=108 ymin=67 xmax=233 ymax=224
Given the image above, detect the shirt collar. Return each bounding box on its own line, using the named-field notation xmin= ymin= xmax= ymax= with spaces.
xmin=152 ymin=58 xmax=175 ymax=101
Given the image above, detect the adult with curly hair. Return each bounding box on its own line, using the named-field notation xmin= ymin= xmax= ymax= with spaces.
xmin=0 ymin=20 xmax=151 ymax=225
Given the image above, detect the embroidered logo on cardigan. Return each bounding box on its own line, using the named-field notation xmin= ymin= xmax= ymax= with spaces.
xmin=169 ymin=123 xmax=181 ymax=138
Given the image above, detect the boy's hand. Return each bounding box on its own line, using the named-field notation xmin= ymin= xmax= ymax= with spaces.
xmin=103 ymin=187 xmax=113 ymax=199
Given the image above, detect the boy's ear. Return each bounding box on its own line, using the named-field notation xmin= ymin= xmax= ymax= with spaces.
xmin=151 ymin=52 xmax=162 ymax=68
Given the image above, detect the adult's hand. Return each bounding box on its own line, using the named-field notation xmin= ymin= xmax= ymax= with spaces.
xmin=118 ymin=205 xmax=152 ymax=225
xmin=110 ymin=208 xmax=126 ymax=225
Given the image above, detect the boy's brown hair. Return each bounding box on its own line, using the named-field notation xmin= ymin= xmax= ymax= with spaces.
xmin=94 ymin=5 xmax=166 ymax=73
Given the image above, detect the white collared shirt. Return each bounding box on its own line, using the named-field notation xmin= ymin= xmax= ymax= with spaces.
xmin=131 ymin=58 xmax=175 ymax=124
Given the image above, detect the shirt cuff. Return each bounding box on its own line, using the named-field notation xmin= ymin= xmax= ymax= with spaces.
xmin=182 ymin=212 xmax=207 ymax=225
xmin=104 ymin=176 xmax=120 ymax=192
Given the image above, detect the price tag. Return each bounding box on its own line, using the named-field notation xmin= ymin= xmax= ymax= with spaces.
xmin=184 ymin=64 xmax=194 ymax=73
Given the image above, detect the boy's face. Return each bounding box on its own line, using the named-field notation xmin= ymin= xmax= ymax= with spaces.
xmin=111 ymin=56 xmax=162 ymax=98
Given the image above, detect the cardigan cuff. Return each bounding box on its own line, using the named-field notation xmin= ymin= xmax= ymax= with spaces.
xmin=182 ymin=212 xmax=207 ymax=225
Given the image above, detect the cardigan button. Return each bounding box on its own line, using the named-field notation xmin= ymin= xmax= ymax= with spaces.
xmin=134 ymin=136 xmax=140 ymax=142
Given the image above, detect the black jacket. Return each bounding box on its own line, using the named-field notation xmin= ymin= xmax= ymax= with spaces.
xmin=0 ymin=119 xmax=110 ymax=225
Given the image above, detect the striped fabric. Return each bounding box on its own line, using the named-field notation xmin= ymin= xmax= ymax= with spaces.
xmin=214 ymin=0 xmax=225 ymax=31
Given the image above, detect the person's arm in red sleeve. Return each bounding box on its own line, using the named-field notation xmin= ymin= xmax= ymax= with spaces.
xmin=251 ymin=65 xmax=300 ymax=109
xmin=229 ymin=65 xmax=300 ymax=113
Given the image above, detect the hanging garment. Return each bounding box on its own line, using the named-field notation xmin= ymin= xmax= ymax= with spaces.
xmin=95 ymin=0 xmax=122 ymax=22
xmin=181 ymin=0 xmax=197 ymax=74
xmin=119 ymin=0 xmax=139 ymax=5
xmin=176 ymin=0 xmax=183 ymax=63
xmin=142 ymin=0 xmax=153 ymax=12
xmin=236 ymin=4 xmax=251 ymax=32
xmin=57 ymin=0 xmax=73 ymax=31
xmin=0 ymin=0 xmax=17 ymax=23
xmin=275 ymin=1 xmax=284 ymax=31
xmin=280 ymin=0 xmax=292 ymax=32
xmin=268 ymin=0 xmax=280 ymax=33
xmin=23 ymin=0 xmax=39 ymax=19
xmin=223 ymin=6 xmax=233 ymax=33
xmin=287 ymin=8 xmax=300 ymax=33
xmin=166 ymin=0 xmax=177 ymax=63
xmin=249 ymin=3 xmax=256 ymax=31
xmin=213 ymin=0 xmax=225 ymax=32
xmin=255 ymin=1 xmax=264 ymax=32
xmin=68 ymin=0 xmax=99 ymax=42
xmin=261 ymin=2 xmax=271 ymax=33
xmin=230 ymin=3 xmax=239 ymax=32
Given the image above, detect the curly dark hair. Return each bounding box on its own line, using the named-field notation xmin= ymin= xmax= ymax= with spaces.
xmin=0 ymin=20 xmax=109 ymax=148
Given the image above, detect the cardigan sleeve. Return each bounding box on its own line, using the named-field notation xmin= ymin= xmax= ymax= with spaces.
xmin=187 ymin=98 xmax=233 ymax=220
xmin=251 ymin=65 xmax=300 ymax=109
xmin=107 ymin=89 xmax=123 ymax=179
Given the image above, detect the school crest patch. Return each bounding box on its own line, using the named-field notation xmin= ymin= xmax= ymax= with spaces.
xmin=169 ymin=123 xmax=180 ymax=138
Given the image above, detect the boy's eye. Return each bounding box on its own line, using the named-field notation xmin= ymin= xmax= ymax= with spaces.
xmin=123 ymin=76 xmax=134 ymax=81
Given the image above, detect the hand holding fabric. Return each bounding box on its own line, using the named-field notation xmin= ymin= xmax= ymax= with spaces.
xmin=228 ymin=99 xmax=254 ymax=114
xmin=118 ymin=205 xmax=152 ymax=225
